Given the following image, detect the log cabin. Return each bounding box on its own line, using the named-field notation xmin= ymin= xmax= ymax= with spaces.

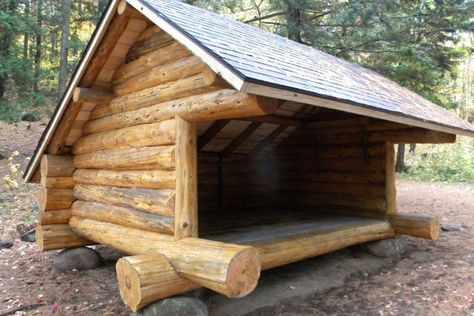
xmin=24 ymin=0 xmax=474 ymax=312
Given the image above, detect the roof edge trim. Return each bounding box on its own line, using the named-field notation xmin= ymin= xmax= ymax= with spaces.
xmin=127 ymin=0 xmax=246 ymax=91
xmin=243 ymin=81 xmax=474 ymax=138
xmin=23 ymin=0 xmax=121 ymax=182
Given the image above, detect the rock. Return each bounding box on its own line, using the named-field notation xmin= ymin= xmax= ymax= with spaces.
xmin=362 ymin=238 xmax=406 ymax=258
xmin=0 ymin=240 xmax=14 ymax=249
xmin=31 ymin=204 xmax=40 ymax=213
xmin=20 ymin=229 xmax=36 ymax=243
xmin=137 ymin=297 xmax=208 ymax=316
xmin=21 ymin=112 xmax=41 ymax=122
xmin=441 ymin=225 xmax=462 ymax=232
xmin=54 ymin=247 xmax=103 ymax=272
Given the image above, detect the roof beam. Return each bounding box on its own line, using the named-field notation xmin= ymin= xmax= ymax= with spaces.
xmin=239 ymin=114 xmax=305 ymax=127
xmin=221 ymin=122 xmax=262 ymax=156
xmin=197 ymin=120 xmax=230 ymax=151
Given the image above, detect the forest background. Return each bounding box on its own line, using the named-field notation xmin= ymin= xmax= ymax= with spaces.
xmin=0 ymin=0 xmax=473 ymax=181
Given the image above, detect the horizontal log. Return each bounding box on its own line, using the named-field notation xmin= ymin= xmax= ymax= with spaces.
xmin=117 ymin=254 xmax=199 ymax=312
xmin=38 ymin=187 xmax=75 ymax=211
xmin=387 ymin=214 xmax=440 ymax=240
xmin=126 ymin=30 xmax=175 ymax=62
xmin=112 ymin=41 xmax=191 ymax=85
xmin=254 ymin=221 xmax=394 ymax=270
xmin=93 ymin=71 xmax=225 ymax=120
xmin=73 ymin=146 xmax=175 ymax=171
xmin=70 ymin=217 xmax=260 ymax=298
xmin=40 ymin=176 xmax=74 ymax=189
xmin=73 ymin=184 xmax=175 ymax=217
xmin=272 ymin=143 xmax=385 ymax=159
xmin=72 ymin=201 xmax=174 ymax=234
xmin=72 ymin=119 xmax=176 ymax=154
xmin=41 ymin=155 xmax=75 ymax=177
xmin=39 ymin=209 xmax=72 ymax=225
xmin=36 ymin=224 xmax=92 ymax=251
xmin=136 ymin=25 xmax=161 ymax=42
xmin=274 ymin=182 xmax=386 ymax=198
xmin=73 ymin=169 xmax=175 ymax=189
xmin=369 ymin=128 xmax=456 ymax=144
xmin=115 ymin=56 xmax=205 ymax=96
xmin=84 ymin=90 xmax=278 ymax=134
xmin=306 ymin=118 xmax=408 ymax=132
xmin=72 ymin=87 xmax=115 ymax=104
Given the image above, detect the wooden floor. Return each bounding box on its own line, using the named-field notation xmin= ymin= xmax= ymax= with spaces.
xmin=200 ymin=209 xmax=395 ymax=270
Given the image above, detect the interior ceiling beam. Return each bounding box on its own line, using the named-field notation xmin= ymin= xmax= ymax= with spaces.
xmin=221 ymin=122 xmax=262 ymax=156
xmin=239 ymin=114 xmax=305 ymax=127
xmin=197 ymin=120 xmax=230 ymax=151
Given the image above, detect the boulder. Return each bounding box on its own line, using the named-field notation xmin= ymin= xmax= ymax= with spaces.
xmin=362 ymin=238 xmax=406 ymax=258
xmin=21 ymin=112 xmax=41 ymax=122
xmin=54 ymin=247 xmax=103 ymax=272
xmin=137 ymin=296 xmax=208 ymax=316
xmin=20 ymin=229 xmax=36 ymax=243
xmin=0 ymin=240 xmax=14 ymax=249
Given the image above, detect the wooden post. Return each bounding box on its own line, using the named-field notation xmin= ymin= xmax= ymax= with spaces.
xmin=174 ymin=116 xmax=198 ymax=239
xmin=385 ymin=142 xmax=397 ymax=214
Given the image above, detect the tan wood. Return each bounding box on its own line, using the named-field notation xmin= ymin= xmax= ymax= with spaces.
xmin=92 ymin=70 xmax=224 ymax=121
xmin=136 ymin=25 xmax=161 ymax=42
xmin=74 ymin=169 xmax=175 ymax=189
xmin=388 ymin=214 xmax=440 ymax=240
xmin=73 ymin=146 xmax=175 ymax=171
xmin=254 ymin=221 xmax=395 ymax=270
xmin=72 ymin=87 xmax=115 ymax=104
xmin=116 ymin=254 xmax=200 ymax=312
xmin=72 ymin=119 xmax=176 ymax=154
xmin=385 ymin=142 xmax=397 ymax=214
xmin=39 ymin=209 xmax=72 ymax=225
xmin=115 ymin=56 xmax=206 ymax=96
xmin=117 ymin=0 xmax=147 ymax=20
xmin=73 ymin=184 xmax=175 ymax=217
xmin=174 ymin=116 xmax=198 ymax=239
xmin=69 ymin=217 xmax=261 ymax=298
xmin=47 ymin=102 xmax=84 ymax=154
xmin=40 ymin=155 xmax=75 ymax=177
xmin=38 ymin=187 xmax=75 ymax=211
xmin=112 ymin=41 xmax=191 ymax=85
xmin=40 ymin=176 xmax=74 ymax=189
xmin=36 ymin=224 xmax=92 ymax=251
xmin=126 ymin=30 xmax=174 ymax=62
xmin=83 ymin=90 xmax=278 ymax=134
xmin=72 ymin=201 xmax=174 ymax=234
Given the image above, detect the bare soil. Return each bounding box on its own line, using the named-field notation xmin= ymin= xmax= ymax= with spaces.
xmin=0 ymin=120 xmax=473 ymax=315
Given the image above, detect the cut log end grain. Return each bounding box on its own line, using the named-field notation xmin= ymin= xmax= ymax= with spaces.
xmin=223 ymin=246 xmax=261 ymax=297
xmin=36 ymin=224 xmax=92 ymax=251
xmin=40 ymin=155 xmax=75 ymax=178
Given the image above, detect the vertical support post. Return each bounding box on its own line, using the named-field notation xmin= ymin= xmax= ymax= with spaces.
xmin=174 ymin=115 xmax=198 ymax=239
xmin=385 ymin=142 xmax=397 ymax=214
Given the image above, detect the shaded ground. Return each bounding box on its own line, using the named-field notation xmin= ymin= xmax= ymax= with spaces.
xmin=0 ymin=121 xmax=473 ymax=315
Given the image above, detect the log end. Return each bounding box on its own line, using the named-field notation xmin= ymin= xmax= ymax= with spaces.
xmin=116 ymin=256 xmax=143 ymax=312
xmin=430 ymin=216 xmax=440 ymax=241
xmin=72 ymin=87 xmax=80 ymax=103
xmin=117 ymin=0 xmax=128 ymax=15
xmin=256 ymin=96 xmax=279 ymax=115
xmin=224 ymin=246 xmax=261 ymax=298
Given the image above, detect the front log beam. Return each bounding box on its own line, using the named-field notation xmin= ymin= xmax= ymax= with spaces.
xmin=387 ymin=214 xmax=440 ymax=240
xmin=69 ymin=217 xmax=261 ymax=298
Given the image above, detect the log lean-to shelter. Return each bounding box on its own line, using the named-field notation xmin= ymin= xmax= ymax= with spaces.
xmin=23 ymin=0 xmax=474 ymax=312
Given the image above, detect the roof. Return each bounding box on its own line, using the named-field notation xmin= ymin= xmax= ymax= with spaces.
xmin=24 ymin=0 xmax=474 ymax=181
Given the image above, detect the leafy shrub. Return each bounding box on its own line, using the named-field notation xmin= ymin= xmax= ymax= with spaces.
xmin=404 ymin=137 xmax=474 ymax=182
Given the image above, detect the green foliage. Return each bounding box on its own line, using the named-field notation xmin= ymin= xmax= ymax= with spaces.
xmin=404 ymin=139 xmax=474 ymax=182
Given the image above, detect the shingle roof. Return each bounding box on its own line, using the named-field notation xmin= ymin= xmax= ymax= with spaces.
xmin=135 ymin=0 xmax=474 ymax=136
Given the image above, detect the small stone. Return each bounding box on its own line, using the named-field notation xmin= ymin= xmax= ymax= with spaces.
xmin=441 ymin=225 xmax=462 ymax=232
xmin=362 ymin=238 xmax=406 ymax=258
xmin=21 ymin=112 xmax=41 ymax=122
xmin=31 ymin=204 xmax=40 ymax=213
xmin=0 ymin=240 xmax=14 ymax=249
xmin=54 ymin=247 xmax=103 ymax=272
xmin=20 ymin=229 xmax=36 ymax=243
xmin=137 ymin=296 xmax=208 ymax=316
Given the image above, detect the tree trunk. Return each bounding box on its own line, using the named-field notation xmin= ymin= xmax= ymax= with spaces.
xmin=0 ymin=0 xmax=16 ymax=99
xmin=58 ymin=0 xmax=73 ymax=97
xmin=395 ymin=144 xmax=406 ymax=173
xmin=409 ymin=144 xmax=416 ymax=153
xmin=285 ymin=1 xmax=302 ymax=43
xmin=33 ymin=0 xmax=43 ymax=98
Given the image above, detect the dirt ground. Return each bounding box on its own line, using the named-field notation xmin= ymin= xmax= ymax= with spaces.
xmin=0 ymin=120 xmax=473 ymax=316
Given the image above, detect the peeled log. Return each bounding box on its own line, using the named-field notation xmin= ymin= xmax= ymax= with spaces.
xmin=41 ymin=155 xmax=75 ymax=177
xmin=38 ymin=187 xmax=74 ymax=211
xmin=72 ymin=201 xmax=174 ymax=234
xmin=73 ymin=146 xmax=175 ymax=171
xmin=72 ymin=119 xmax=176 ymax=154
xmin=387 ymin=214 xmax=440 ymax=240
xmin=70 ymin=217 xmax=261 ymax=298
xmin=93 ymin=71 xmax=225 ymax=120
xmin=112 ymin=42 xmax=191 ymax=85
xmin=115 ymin=56 xmax=206 ymax=96
xmin=117 ymin=254 xmax=199 ymax=312
xmin=36 ymin=224 xmax=92 ymax=251
xmin=117 ymin=0 xmax=146 ymax=20
xmin=73 ymin=184 xmax=175 ymax=217
xmin=72 ymin=87 xmax=115 ymax=104
xmin=73 ymin=169 xmax=175 ymax=189
xmin=39 ymin=209 xmax=72 ymax=225
xmin=41 ymin=176 xmax=74 ymax=189
xmin=126 ymin=30 xmax=174 ymax=62
xmin=83 ymin=90 xmax=278 ymax=134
